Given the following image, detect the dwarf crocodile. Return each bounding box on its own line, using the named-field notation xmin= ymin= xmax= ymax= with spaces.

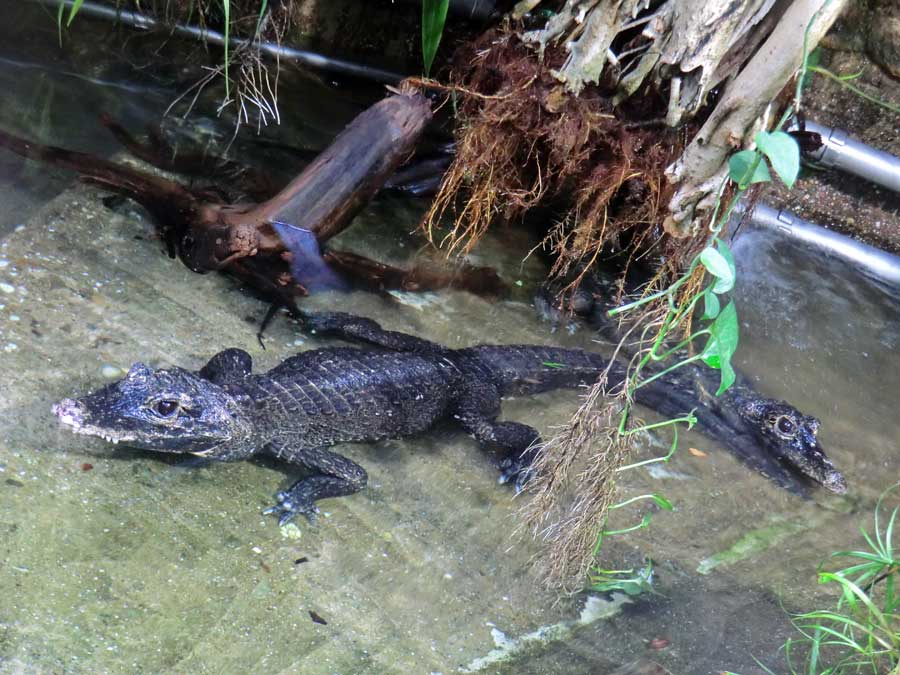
xmin=53 ymin=312 xmax=846 ymax=525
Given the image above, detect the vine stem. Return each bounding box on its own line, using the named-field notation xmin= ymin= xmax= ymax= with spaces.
xmin=809 ymin=66 xmax=900 ymax=114
xmin=609 ymin=494 xmax=665 ymax=510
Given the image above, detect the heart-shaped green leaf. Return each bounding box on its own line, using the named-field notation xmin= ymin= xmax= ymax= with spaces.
xmin=755 ymin=130 xmax=801 ymax=189
xmin=701 ymin=300 xmax=739 ymax=395
xmin=700 ymin=246 xmax=735 ymax=294
xmin=712 ymin=239 xmax=737 ymax=294
xmin=703 ymin=291 xmax=720 ymax=320
xmin=729 ymin=150 xmax=771 ymax=187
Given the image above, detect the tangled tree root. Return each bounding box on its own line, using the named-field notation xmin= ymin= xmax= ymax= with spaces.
xmin=423 ymin=29 xmax=699 ymax=294
xmin=133 ymin=0 xmax=296 ymax=129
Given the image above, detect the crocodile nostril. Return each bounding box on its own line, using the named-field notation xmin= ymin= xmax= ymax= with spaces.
xmin=53 ymin=398 xmax=85 ymax=429
xmin=824 ymin=470 xmax=849 ymax=495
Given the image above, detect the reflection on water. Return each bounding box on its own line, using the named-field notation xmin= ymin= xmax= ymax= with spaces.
xmin=733 ymin=227 xmax=899 ymax=497
xmin=0 ymin=5 xmax=898 ymax=674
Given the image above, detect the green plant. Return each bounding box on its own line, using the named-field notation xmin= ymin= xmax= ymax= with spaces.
xmin=802 ymin=49 xmax=900 ymax=116
xmin=422 ymin=0 xmax=449 ymax=76
xmin=754 ymin=484 xmax=900 ymax=674
xmin=56 ymin=0 xmax=84 ymax=45
xmin=589 ymin=558 xmax=657 ymax=596
xmin=591 ymin=121 xmax=800 ymax=561
xmin=583 ymin=18 xmax=816 ymax=579
xmin=222 ymin=0 xmax=231 ymax=98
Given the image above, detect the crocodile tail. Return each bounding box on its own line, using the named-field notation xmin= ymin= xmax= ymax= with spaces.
xmin=462 ymin=345 xmax=625 ymax=395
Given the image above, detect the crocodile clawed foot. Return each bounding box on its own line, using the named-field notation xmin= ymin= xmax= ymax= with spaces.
xmin=263 ymin=490 xmax=320 ymax=526
xmin=498 ymin=457 xmax=536 ymax=495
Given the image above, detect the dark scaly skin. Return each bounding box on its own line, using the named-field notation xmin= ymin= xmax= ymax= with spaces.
xmin=52 ymin=314 xmax=612 ymax=524
xmin=534 ymin=272 xmax=848 ymax=495
xmin=52 ymin=312 xmax=847 ymax=527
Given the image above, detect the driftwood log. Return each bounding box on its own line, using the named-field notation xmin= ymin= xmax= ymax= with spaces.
xmin=0 ymin=91 xmax=505 ymax=310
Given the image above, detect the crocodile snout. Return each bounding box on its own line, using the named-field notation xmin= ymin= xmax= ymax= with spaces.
xmin=53 ymin=398 xmax=85 ymax=430
xmin=823 ymin=468 xmax=849 ymax=495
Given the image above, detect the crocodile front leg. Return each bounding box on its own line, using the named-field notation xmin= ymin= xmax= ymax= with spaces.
xmin=262 ymin=443 xmax=368 ymax=525
xmin=299 ymin=310 xmax=446 ymax=354
xmin=198 ymin=348 xmax=253 ymax=384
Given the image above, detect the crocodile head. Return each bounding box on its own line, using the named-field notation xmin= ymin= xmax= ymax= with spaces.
xmin=53 ymin=363 xmax=253 ymax=458
xmin=739 ymin=397 xmax=847 ymax=494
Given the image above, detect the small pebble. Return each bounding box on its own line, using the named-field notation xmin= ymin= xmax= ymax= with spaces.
xmin=101 ymin=365 xmax=123 ymax=378
xmin=0 ymin=283 xmax=14 ymax=294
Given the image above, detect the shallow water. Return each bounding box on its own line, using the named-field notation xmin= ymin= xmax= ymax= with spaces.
xmin=1 ymin=6 xmax=898 ymax=675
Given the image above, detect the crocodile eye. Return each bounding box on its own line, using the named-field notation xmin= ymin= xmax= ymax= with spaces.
xmin=154 ymin=400 xmax=180 ymax=417
xmin=775 ymin=416 xmax=797 ymax=437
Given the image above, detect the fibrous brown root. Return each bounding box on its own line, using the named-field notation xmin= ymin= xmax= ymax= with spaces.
xmin=141 ymin=0 xmax=295 ymax=130
xmin=519 ymin=291 xmax=685 ymax=589
xmin=518 ymin=370 xmax=637 ymax=590
xmin=423 ymin=28 xmax=694 ymax=292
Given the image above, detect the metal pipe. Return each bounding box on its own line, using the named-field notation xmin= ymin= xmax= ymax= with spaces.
xmin=734 ymin=201 xmax=900 ymax=286
xmin=793 ymin=119 xmax=900 ymax=193
xmin=30 ymin=0 xmax=406 ymax=85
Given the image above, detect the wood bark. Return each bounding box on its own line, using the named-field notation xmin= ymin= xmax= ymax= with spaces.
xmin=664 ymin=0 xmax=850 ymax=234
xmin=225 ymin=93 xmax=433 ymax=242
xmin=0 ymin=93 xmax=505 ymax=307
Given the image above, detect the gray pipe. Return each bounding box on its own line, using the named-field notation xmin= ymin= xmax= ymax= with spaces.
xmin=734 ymin=201 xmax=900 ymax=286
xmin=30 ymin=0 xmax=405 ymax=85
xmin=793 ymin=119 xmax=900 ymax=193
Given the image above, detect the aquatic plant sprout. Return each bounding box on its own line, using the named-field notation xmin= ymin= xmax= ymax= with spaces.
xmin=222 ymin=0 xmax=231 ymax=97
xmin=56 ymin=0 xmax=84 ymax=44
xmin=751 ymin=483 xmax=900 ymax=674
xmin=422 ymin=0 xmax=450 ymax=76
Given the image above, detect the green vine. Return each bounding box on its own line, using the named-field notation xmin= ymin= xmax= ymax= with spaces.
xmin=589 ymin=74 xmax=805 ymax=590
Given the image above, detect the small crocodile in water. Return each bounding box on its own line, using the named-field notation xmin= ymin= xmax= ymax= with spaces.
xmin=52 ymin=312 xmax=846 ymax=525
